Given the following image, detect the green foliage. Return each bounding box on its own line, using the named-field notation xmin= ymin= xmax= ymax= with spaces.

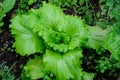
xmin=1 ymin=0 xmax=15 ymax=13
xmin=105 ymin=24 xmax=120 ymax=61
xmin=82 ymin=72 xmax=94 ymax=80
xmin=66 ymin=0 xmax=95 ymax=25
xmin=43 ymin=49 xmax=83 ymax=80
xmin=10 ymin=2 xmax=89 ymax=55
xmin=86 ymin=26 xmax=110 ymax=50
xmin=48 ymin=0 xmax=77 ymax=6
xmin=90 ymin=0 xmax=120 ymax=63
xmin=10 ymin=13 xmax=45 ymax=56
xmin=0 ymin=0 xmax=119 ymax=79
xmin=33 ymin=3 xmax=89 ymax=52
xmin=81 ymin=0 xmax=120 ymax=63
xmin=0 ymin=0 xmax=15 ymax=33
xmin=95 ymin=53 xmax=120 ymax=73
xmin=15 ymin=0 xmax=41 ymax=14
xmin=99 ymin=0 xmax=118 ymax=21
xmin=24 ymin=56 xmax=45 ymax=79
xmin=15 ymin=0 xmax=29 ymax=14
xmin=0 ymin=0 xmax=15 ymax=25
xmin=96 ymin=57 xmax=113 ymax=73
xmin=95 ymin=0 xmax=120 ymax=28
xmin=16 ymin=0 xmax=38 ymax=14
xmin=28 ymin=0 xmax=37 ymax=5
xmin=66 ymin=0 xmax=120 ymax=28
xmin=0 ymin=63 xmax=15 ymax=80
xmin=10 ymin=2 xmax=94 ymax=80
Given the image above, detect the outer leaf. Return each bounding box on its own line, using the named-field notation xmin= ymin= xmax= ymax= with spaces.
xmin=38 ymin=2 xmax=65 ymax=29
xmin=0 ymin=21 xmax=3 ymax=27
xmin=83 ymin=72 xmax=94 ymax=80
xmin=105 ymin=26 xmax=120 ymax=61
xmin=43 ymin=49 xmax=83 ymax=80
xmin=10 ymin=11 xmax=45 ymax=56
xmin=2 ymin=0 xmax=16 ymax=13
xmin=86 ymin=26 xmax=110 ymax=50
xmin=24 ymin=56 xmax=46 ymax=79
xmin=21 ymin=70 xmax=31 ymax=80
xmin=0 ymin=11 xmax=6 ymax=27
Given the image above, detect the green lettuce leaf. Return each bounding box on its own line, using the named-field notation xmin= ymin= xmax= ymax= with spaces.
xmin=43 ymin=49 xmax=83 ymax=80
xmin=10 ymin=11 xmax=45 ymax=56
xmin=59 ymin=15 xmax=89 ymax=49
xmin=0 ymin=0 xmax=15 ymax=28
xmin=86 ymin=26 xmax=110 ymax=50
xmin=83 ymin=72 xmax=94 ymax=80
xmin=105 ymin=24 xmax=120 ymax=61
xmin=38 ymin=2 xmax=65 ymax=28
xmin=2 ymin=0 xmax=15 ymax=13
xmin=24 ymin=56 xmax=46 ymax=79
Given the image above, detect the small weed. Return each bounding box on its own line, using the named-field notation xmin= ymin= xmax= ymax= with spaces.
xmin=0 ymin=62 xmax=15 ymax=80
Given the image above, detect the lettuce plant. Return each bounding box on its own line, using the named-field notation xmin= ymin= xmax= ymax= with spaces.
xmin=10 ymin=2 xmax=95 ymax=80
